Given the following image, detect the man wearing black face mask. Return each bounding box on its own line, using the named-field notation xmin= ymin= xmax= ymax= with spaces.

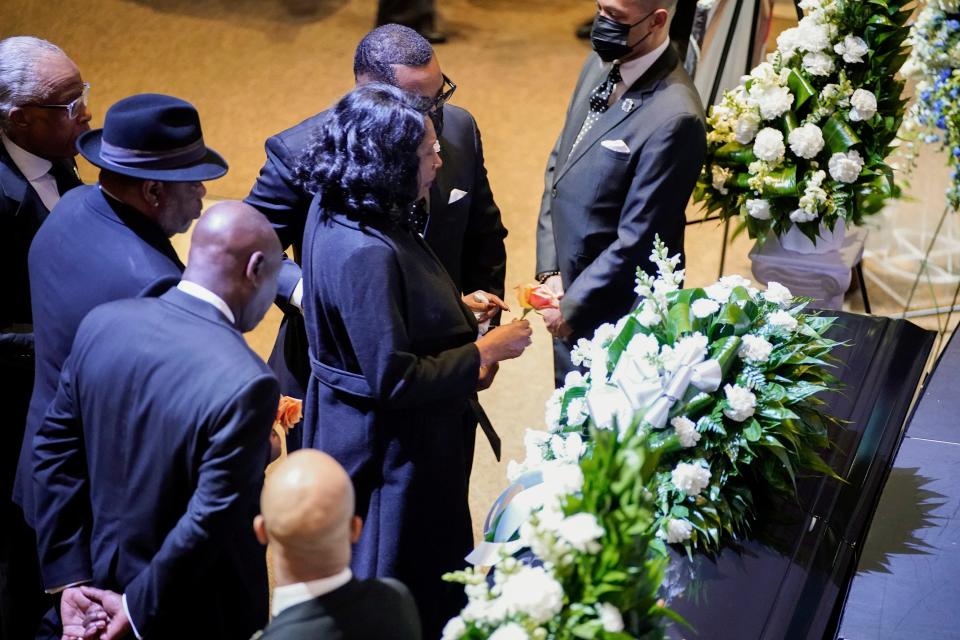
xmin=247 ymin=24 xmax=507 ymax=450
xmin=536 ymin=0 xmax=706 ymax=386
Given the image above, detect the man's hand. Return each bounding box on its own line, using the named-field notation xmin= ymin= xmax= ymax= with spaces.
xmin=61 ymin=586 xmax=106 ymax=640
xmin=477 ymin=362 xmax=500 ymax=391
xmin=462 ymin=291 xmax=510 ymax=323
xmin=475 ymin=319 xmax=533 ymax=366
xmin=78 ymin=587 xmax=131 ymax=640
xmin=541 ymin=307 xmax=572 ymax=339
xmin=542 ymin=274 xmax=564 ymax=298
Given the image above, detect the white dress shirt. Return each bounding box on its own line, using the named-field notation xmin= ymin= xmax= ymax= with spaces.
xmin=176 ymin=280 xmax=236 ymax=324
xmin=610 ymin=37 xmax=672 ymax=104
xmin=271 ymin=568 xmax=353 ymax=617
xmin=1 ymin=133 xmax=62 ymax=211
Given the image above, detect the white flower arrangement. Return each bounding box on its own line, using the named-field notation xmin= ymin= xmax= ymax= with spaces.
xmin=695 ymin=0 xmax=911 ymax=242
xmin=448 ymin=239 xmax=843 ymax=637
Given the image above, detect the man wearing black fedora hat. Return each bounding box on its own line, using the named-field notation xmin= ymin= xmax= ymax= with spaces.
xmin=14 ymin=94 xmax=228 ymax=607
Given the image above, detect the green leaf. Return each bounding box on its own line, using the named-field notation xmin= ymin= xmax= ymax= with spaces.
xmin=822 ymin=115 xmax=862 ymax=154
xmin=788 ymin=69 xmax=815 ymax=110
xmin=715 ymin=141 xmax=757 ymax=166
xmin=743 ymin=419 xmax=762 ymax=442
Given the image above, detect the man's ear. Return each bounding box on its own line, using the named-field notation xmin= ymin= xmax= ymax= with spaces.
xmin=350 ymin=515 xmax=363 ymax=544
xmin=253 ymin=514 xmax=268 ymax=546
xmin=7 ymin=106 xmax=31 ymax=130
xmin=142 ymin=180 xmax=163 ymax=208
xmin=246 ymin=251 xmax=266 ymax=284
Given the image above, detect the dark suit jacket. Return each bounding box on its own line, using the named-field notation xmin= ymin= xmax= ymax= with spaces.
xmin=245 ymin=104 xmax=507 ymax=415
xmin=536 ymin=45 xmax=706 ymax=340
xmin=301 ymin=205 xmax=478 ymax=639
xmin=33 ymin=288 xmax=278 ymax=638
xmin=14 ymin=185 xmax=184 ymax=527
xmin=257 ymin=577 xmax=421 ymax=640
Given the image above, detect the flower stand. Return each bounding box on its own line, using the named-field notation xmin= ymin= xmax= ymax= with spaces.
xmin=749 ymin=225 xmax=867 ymax=309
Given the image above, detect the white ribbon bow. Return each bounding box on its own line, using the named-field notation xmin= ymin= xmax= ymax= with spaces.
xmin=610 ymin=348 xmax=722 ymax=429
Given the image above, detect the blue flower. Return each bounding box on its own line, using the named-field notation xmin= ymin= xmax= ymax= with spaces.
xmin=940 ymin=69 xmax=952 ymax=83
xmin=937 ymin=116 xmax=947 ymax=129
xmin=948 ymin=19 xmax=960 ymax=30
xmin=921 ymin=88 xmax=933 ymax=101
xmin=954 ymin=147 xmax=960 ymax=158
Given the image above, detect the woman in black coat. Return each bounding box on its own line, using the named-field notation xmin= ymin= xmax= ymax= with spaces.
xmin=296 ymin=83 xmax=532 ymax=638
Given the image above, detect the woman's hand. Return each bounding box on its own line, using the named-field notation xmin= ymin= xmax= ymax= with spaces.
xmin=462 ymin=291 xmax=510 ymax=323
xmin=477 ymin=362 xmax=500 ymax=391
xmin=475 ymin=319 xmax=533 ymax=367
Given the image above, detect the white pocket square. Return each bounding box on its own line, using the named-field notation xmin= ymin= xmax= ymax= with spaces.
xmin=601 ymin=139 xmax=631 ymax=154
xmin=448 ymin=188 xmax=468 ymax=204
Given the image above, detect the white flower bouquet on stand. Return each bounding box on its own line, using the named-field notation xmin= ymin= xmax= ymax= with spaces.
xmin=694 ymin=0 xmax=912 ymax=246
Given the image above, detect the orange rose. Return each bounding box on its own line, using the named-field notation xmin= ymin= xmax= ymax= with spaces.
xmin=274 ymin=395 xmax=303 ymax=433
xmin=514 ymin=282 xmax=560 ymax=317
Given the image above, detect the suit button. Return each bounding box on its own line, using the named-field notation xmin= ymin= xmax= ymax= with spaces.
xmin=551 ymin=188 xmax=558 ymax=198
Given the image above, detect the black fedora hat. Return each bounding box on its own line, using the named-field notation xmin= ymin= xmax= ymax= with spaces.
xmin=76 ymin=93 xmax=228 ymax=181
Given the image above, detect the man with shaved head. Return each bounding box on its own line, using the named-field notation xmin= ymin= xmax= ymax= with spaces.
xmin=251 ymin=450 xmax=420 ymax=639
xmin=536 ymin=0 xmax=705 ymax=384
xmin=32 ymin=201 xmax=282 ymax=640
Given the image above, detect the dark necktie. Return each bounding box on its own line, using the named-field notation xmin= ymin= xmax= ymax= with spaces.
xmin=48 ymin=161 xmax=82 ymax=196
xmin=571 ymin=62 xmax=622 ymax=155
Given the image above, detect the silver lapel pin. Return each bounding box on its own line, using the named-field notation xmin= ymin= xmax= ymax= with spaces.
xmin=621 ymin=98 xmax=635 ymax=113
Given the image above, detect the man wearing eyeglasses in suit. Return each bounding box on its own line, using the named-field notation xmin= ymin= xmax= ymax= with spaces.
xmin=247 ymin=23 xmax=508 ymax=456
xmin=0 ymin=35 xmax=91 ymax=640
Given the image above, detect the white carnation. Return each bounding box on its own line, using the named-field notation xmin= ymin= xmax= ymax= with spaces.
xmin=665 ymin=518 xmax=694 ymax=544
xmin=734 ymin=111 xmax=762 ymax=144
xmin=849 ymin=88 xmax=878 ymax=122
xmin=789 ymin=208 xmax=818 ymax=223
xmin=749 ymin=83 xmax=794 ymax=120
xmin=723 ymin=383 xmax=757 ymax=422
xmin=489 ymin=623 xmax=529 ymax=640
xmin=763 ymin=281 xmax=793 ymax=305
xmin=671 ymin=461 xmax=712 ymax=497
xmin=796 ymin=16 xmax=831 ymax=52
xmin=776 ymin=27 xmax=804 ymax=58
xmin=671 ymin=415 xmax=701 ymax=448
xmin=788 ymin=123 xmax=825 ymax=159
xmin=556 ymin=513 xmax=605 ymax=553
xmin=441 ymin=617 xmax=468 ymax=640
xmin=767 ymin=310 xmax=799 ymax=331
xmin=524 ymin=429 xmax=550 ymax=464
xmin=834 ymin=35 xmax=868 ymax=63
xmin=499 ymin=566 xmax=564 ymax=624
xmin=746 ymin=198 xmax=772 ymax=220
xmin=598 ymin=603 xmax=625 ymax=632
xmin=661 ymin=333 xmax=709 ymax=373
xmin=626 ymin=331 xmax=660 ymax=358
xmin=704 ymin=282 xmax=732 ymax=303
xmin=802 ymin=51 xmax=835 ymax=77
xmin=738 ymin=334 xmax=773 ymax=363
xmin=753 ymin=128 xmax=786 ymax=163
xmin=564 ymin=370 xmax=587 ymax=389
xmin=691 ymin=298 xmax=720 ymax=319
xmin=719 ymin=274 xmax=753 ymax=289
xmin=828 ymin=149 xmax=864 ymax=183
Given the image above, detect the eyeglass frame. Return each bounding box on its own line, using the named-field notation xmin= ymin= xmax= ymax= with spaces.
xmin=28 ymin=82 xmax=90 ymax=119
xmin=428 ymin=74 xmax=456 ymax=111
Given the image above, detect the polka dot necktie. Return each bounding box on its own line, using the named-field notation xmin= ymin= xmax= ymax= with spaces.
xmin=570 ymin=62 xmax=622 ymax=156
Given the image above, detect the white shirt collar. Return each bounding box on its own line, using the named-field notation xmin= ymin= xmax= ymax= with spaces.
xmin=614 ymin=37 xmax=671 ymax=95
xmin=1 ymin=133 xmax=52 ymax=181
xmin=271 ymin=568 xmax=353 ymax=618
xmin=176 ymin=280 xmax=236 ymax=324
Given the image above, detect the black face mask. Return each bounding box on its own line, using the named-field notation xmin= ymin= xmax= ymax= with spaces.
xmin=428 ymin=106 xmax=445 ymax=137
xmin=590 ymin=10 xmax=655 ymax=62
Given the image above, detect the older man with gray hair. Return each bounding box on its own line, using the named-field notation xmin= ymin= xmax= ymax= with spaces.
xmin=0 ymin=35 xmax=90 ymax=640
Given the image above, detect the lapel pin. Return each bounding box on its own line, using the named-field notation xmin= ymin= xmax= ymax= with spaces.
xmin=621 ymin=98 xmax=635 ymax=113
